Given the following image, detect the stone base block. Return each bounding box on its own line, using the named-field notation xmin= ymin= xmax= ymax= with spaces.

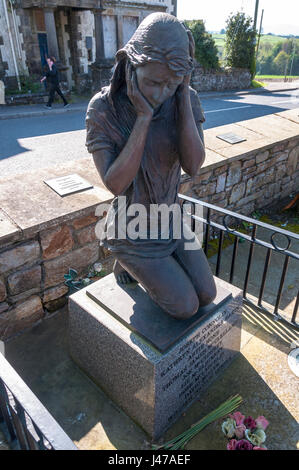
xmin=68 ymin=276 xmax=242 ymax=440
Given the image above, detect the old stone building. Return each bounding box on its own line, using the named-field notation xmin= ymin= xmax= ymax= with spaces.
xmin=0 ymin=0 xmax=177 ymax=93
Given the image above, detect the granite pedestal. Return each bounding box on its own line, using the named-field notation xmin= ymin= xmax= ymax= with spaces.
xmin=68 ymin=275 xmax=242 ymax=439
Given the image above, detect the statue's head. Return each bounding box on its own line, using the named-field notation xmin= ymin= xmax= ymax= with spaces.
xmin=110 ymin=13 xmax=194 ymax=108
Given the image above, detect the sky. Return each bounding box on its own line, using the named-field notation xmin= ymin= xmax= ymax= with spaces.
xmin=177 ymin=0 xmax=299 ymax=36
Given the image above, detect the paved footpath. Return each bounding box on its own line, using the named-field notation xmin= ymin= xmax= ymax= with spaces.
xmin=0 ymin=81 xmax=298 ymax=121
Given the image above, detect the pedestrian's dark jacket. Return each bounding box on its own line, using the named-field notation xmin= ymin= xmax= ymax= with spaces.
xmin=46 ymin=64 xmax=59 ymax=86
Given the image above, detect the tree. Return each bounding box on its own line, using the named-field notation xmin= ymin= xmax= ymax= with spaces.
xmin=256 ymin=37 xmax=299 ymax=75
xmin=224 ymin=12 xmax=256 ymax=72
xmin=274 ymin=50 xmax=290 ymax=74
xmin=185 ymin=20 xmax=220 ymax=70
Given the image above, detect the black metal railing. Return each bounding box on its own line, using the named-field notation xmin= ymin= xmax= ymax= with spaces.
xmin=0 ymin=353 xmax=77 ymax=450
xmin=179 ymin=193 xmax=299 ymax=329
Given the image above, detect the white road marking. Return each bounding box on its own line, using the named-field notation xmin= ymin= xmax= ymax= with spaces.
xmin=205 ymin=97 xmax=297 ymax=114
xmin=205 ymin=105 xmax=252 ymax=113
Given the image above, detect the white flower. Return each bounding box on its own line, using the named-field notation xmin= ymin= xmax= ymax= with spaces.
xmin=222 ymin=418 xmax=236 ymax=438
xmin=245 ymin=428 xmax=266 ymax=446
xmin=93 ymin=262 xmax=103 ymax=273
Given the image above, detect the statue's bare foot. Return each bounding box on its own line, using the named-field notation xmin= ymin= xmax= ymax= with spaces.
xmin=113 ymin=260 xmax=137 ymax=285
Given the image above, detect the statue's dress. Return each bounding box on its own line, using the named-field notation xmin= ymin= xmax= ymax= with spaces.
xmin=86 ymin=84 xmax=205 ymax=257
xmin=86 ymin=85 xmax=216 ymax=317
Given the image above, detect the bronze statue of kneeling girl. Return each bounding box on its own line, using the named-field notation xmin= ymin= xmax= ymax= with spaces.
xmin=86 ymin=13 xmax=216 ymax=320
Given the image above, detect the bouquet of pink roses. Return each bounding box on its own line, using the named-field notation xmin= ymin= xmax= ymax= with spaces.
xmin=222 ymin=412 xmax=269 ymax=450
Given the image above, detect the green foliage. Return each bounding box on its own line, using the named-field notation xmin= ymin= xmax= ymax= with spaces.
xmin=256 ymin=37 xmax=299 ymax=76
xmin=184 ymin=20 xmax=220 ymax=70
xmin=256 ymin=74 xmax=298 ymax=79
xmin=273 ymin=50 xmax=290 ymax=74
xmin=6 ymin=74 xmax=43 ymax=95
xmin=251 ymin=79 xmax=265 ymax=88
xmin=213 ymin=31 xmax=299 ymax=76
xmin=224 ymin=12 xmax=256 ymax=71
xmin=64 ymin=265 xmax=106 ymax=294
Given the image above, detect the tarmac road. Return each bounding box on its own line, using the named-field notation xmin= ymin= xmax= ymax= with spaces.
xmin=0 ymin=87 xmax=298 ymax=178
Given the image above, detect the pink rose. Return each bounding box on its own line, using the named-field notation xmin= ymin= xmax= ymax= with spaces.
xmin=253 ymin=446 xmax=267 ymax=450
xmin=229 ymin=411 xmax=245 ymax=426
xmin=244 ymin=416 xmax=257 ymax=430
xmin=235 ymin=439 xmax=253 ymax=450
xmin=227 ymin=439 xmax=238 ymax=450
xmin=235 ymin=424 xmax=246 ymax=439
xmin=255 ymin=416 xmax=269 ymax=431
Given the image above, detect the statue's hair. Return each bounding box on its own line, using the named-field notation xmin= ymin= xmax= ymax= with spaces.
xmin=109 ymin=13 xmax=194 ymax=101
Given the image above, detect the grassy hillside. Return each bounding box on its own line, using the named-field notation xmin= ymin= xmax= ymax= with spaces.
xmin=212 ymin=33 xmax=292 ymax=48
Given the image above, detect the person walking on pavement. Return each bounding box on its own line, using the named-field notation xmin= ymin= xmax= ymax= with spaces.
xmin=41 ymin=56 xmax=69 ymax=109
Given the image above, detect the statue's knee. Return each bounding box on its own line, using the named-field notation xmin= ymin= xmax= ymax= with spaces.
xmin=198 ymin=280 xmax=217 ymax=307
xmin=167 ymin=293 xmax=199 ymax=320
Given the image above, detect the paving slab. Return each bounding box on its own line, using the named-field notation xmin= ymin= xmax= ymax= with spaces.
xmin=0 ymin=102 xmax=88 ymax=120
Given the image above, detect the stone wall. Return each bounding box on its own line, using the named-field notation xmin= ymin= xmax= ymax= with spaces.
xmin=180 ymin=139 xmax=299 ymax=218
xmin=0 ymin=109 xmax=298 ymax=341
xmin=0 ymin=208 xmax=111 ymax=341
xmin=91 ymin=62 xmax=253 ymax=96
xmin=191 ymin=64 xmax=252 ymax=92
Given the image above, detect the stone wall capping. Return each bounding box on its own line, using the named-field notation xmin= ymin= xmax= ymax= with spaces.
xmin=236 ymin=113 xmax=299 ymax=141
xmin=0 ymin=158 xmax=112 ymax=242
xmin=0 ymin=209 xmax=22 ymax=247
xmin=274 ymin=108 xmax=299 ymax=126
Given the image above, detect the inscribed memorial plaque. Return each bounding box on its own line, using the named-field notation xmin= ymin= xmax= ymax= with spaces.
xmin=216 ymin=132 xmax=247 ymax=144
xmin=44 ymin=174 xmax=93 ymax=196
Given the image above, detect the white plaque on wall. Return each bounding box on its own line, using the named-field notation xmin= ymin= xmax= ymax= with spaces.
xmin=44 ymin=174 xmax=93 ymax=196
